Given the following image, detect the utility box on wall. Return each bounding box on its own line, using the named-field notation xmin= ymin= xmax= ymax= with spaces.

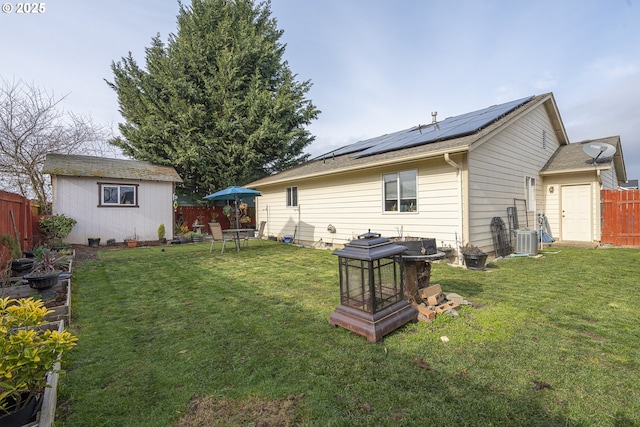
xmin=515 ymin=229 xmax=538 ymax=255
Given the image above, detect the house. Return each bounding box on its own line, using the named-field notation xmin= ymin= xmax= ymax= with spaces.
xmin=247 ymin=93 xmax=627 ymax=255
xmin=539 ymin=136 xmax=625 ymax=243
xmin=43 ymin=154 xmax=182 ymax=245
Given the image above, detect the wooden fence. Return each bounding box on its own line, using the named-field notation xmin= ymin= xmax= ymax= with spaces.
xmin=175 ymin=205 xmax=256 ymax=234
xmin=601 ymin=189 xmax=640 ymax=247
xmin=0 ymin=190 xmax=35 ymax=256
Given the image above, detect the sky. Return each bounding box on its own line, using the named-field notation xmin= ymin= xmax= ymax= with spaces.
xmin=2 ymin=0 xmax=639 ymax=181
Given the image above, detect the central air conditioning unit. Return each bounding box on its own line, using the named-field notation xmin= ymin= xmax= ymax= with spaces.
xmin=515 ymin=229 xmax=538 ymax=255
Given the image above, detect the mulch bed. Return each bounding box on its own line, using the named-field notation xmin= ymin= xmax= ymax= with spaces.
xmin=69 ymin=244 xmax=100 ymax=266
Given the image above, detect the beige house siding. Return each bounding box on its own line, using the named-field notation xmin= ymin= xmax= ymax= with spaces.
xmin=51 ymin=175 xmax=175 ymax=244
xmin=467 ymin=104 xmax=562 ymax=252
xmin=255 ymin=157 xmax=461 ymax=247
xmin=249 ymin=93 xmax=630 ymax=253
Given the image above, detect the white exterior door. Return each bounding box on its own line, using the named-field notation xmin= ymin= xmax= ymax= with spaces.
xmin=561 ymin=185 xmax=592 ymax=242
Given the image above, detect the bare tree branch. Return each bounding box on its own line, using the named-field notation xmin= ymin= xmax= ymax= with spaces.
xmin=0 ymin=77 xmax=111 ymax=212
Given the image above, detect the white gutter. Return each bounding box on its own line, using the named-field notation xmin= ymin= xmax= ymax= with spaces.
xmin=444 ymin=153 xmax=464 ymax=265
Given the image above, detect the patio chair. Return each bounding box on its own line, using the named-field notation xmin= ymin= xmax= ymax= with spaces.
xmin=209 ymin=222 xmax=224 ymax=253
xmin=243 ymin=221 xmax=266 ymax=247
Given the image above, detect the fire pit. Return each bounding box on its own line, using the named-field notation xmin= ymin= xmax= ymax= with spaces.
xmin=329 ymin=231 xmax=417 ymax=342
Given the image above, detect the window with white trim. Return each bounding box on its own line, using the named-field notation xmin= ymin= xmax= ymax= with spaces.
xmin=99 ymin=183 xmax=138 ymax=206
xmin=383 ymin=170 xmax=417 ymax=212
xmin=286 ymin=186 xmax=298 ymax=207
xmin=525 ymin=176 xmax=536 ymax=211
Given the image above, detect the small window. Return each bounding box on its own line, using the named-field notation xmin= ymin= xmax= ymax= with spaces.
xmin=286 ymin=186 xmax=298 ymax=207
xmin=99 ymin=183 xmax=138 ymax=207
xmin=525 ymin=176 xmax=536 ymax=210
xmin=383 ymin=170 xmax=417 ymax=212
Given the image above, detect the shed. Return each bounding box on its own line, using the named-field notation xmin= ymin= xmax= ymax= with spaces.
xmin=43 ymin=154 xmax=182 ymax=245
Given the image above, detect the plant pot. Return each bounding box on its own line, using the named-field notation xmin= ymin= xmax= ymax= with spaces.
xmin=438 ymin=247 xmax=454 ymax=262
xmin=463 ymin=253 xmax=488 ymax=270
xmin=126 ymin=240 xmax=138 ymax=248
xmin=23 ymin=271 xmax=61 ymax=290
xmin=191 ymin=235 xmax=204 ymax=243
xmin=159 ymin=238 xmax=167 ymax=244
xmin=0 ymin=392 xmax=41 ymax=427
xmin=11 ymin=258 xmax=35 ymax=273
xmin=88 ymin=238 xmax=101 ymax=247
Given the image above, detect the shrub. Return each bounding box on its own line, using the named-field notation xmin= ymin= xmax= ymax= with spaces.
xmin=39 ymin=214 xmax=77 ymax=240
xmin=0 ymin=297 xmax=78 ymax=415
xmin=0 ymin=234 xmax=22 ymax=260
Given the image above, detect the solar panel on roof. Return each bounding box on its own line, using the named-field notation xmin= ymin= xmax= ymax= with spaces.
xmin=351 ymin=96 xmax=533 ymax=158
xmin=313 ymin=96 xmax=534 ymax=161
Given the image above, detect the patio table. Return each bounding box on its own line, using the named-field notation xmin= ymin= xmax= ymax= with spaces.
xmin=223 ymin=228 xmax=246 ymax=252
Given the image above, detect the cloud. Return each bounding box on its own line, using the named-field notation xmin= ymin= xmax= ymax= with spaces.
xmin=586 ymin=58 xmax=638 ymax=80
xmin=531 ymin=72 xmax=559 ymax=91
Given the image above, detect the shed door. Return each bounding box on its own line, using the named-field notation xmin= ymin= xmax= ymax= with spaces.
xmin=561 ymin=185 xmax=592 ymax=242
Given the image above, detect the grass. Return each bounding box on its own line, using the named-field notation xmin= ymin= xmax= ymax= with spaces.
xmin=56 ymin=242 xmax=640 ymax=426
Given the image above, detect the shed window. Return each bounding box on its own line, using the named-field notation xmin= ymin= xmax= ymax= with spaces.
xmin=286 ymin=186 xmax=298 ymax=207
xmin=99 ymin=183 xmax=138 ymax=207
xmin=383 ymin=170 xmax=417 ymax=212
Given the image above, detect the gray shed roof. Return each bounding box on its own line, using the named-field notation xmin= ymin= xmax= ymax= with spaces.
xmin=249 ymin=93 xmax=566 ymax=187
xmin=540 ymin=136 xmax=626 ymax=182
xmin=43 ymin=154 xmax=183 ymax=183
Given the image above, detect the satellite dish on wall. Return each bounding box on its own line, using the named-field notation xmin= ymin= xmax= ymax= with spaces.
xmin=583 ymin=142 xmax=616 ymax=164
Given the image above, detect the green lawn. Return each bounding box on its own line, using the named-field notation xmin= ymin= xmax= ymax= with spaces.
xmin=57 ymin=242 xmax=640 ymax=426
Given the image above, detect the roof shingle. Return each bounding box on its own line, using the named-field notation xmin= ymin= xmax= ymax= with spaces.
xmin=43 ymin=154 xmax=182 ymax=183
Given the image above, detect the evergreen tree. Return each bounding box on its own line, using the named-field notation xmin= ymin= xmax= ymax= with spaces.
xmin=107 ymin=0 xmax=319 ymax=197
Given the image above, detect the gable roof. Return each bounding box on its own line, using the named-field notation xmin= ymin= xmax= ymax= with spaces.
xmin=43 ymin=154 xmax=182 ymax=183
xmin=249 ymin=93 xmax=567 ymax=187
xmin=320 ymin=96 xmax=535 ymax=159
xmin=540 ymin=136 xmax=627 ymax=182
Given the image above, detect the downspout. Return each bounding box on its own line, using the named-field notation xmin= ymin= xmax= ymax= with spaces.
xmin=445 ymin=153 xmax=464 ymax=265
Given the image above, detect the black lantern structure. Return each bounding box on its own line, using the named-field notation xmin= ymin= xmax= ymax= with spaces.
xmin=329 ymin=231 xmax=418 ymax=342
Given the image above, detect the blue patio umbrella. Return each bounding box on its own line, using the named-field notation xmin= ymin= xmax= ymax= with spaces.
xmin=204 ymin=186 xmax=261 ymax=228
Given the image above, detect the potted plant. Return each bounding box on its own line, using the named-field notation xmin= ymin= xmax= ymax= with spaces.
xmin=157 ymin=224 xmax=166 ymax=244
xmin=1 ymin=235 xmax=32 ymax=275
xmin=124 ymin=236 xmax=138 ymax=248
xmin=0 ymin=297 xmax=78 ymax=425
xmin=124 ymin=229 xmax=139 ymax=248
xmin=87 ymin=237 xmax=101 ymax=247
xmin=459 ymin=243 xmax=488 ymax=270
xmin=190 ymin=231 xmax=204 ymax=243
xmin=172 ymin=222 xmax=190 ymax=244
xmin=23 ymin=249 xmax=70 ymax=290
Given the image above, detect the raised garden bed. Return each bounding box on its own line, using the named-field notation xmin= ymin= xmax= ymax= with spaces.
xmin=24 ymin=320 xmax=65 ymax=427
xmin=1 ymin=277 xmax=72 ymax=324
